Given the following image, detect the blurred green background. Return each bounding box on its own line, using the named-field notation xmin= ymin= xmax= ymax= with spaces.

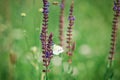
xmin=0 ymin=0 xmax=120 ymax=80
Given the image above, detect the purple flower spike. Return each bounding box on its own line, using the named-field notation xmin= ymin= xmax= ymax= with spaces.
xmin=113 ymin=6 xmax=117 ymax=11
xmin=105 ymin=0 xmax=120 ymax=79
xmin=66 ymin=0 xmax=75 ymax=64
xmin=59 ymin=0 xmax=65 ymax=47
xmin=47 ymin=2 xmax=50 ymax=6
xmin=113 ymin=0 xmax=120 ymax=12
xmin=60 ymin=3 xmax=64 ymax=9
xmin=68 ymin=16 xmax=75 ymax=21
xmin=40 ymin=0 xmax=53 ymax=73
xmin=43 ymin=9 xmax=49 ymax=14
xmin=44 ymin=2 xmax=50 ymax=7
xmin=45 ymin=52 xmax=50 ymax=58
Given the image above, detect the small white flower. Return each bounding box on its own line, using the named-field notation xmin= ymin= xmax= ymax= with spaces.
xmin=53 ymin=44 xmax=64 ymax=55
xmin=21 ymin=13 xmax=26 ymax=17
xmin=38 ymin=8 xmax=43 ymax=12
xmin=31 ymin=46 xmax=38 ymax=53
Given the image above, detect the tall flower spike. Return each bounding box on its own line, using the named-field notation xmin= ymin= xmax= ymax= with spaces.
xmin=47 ymin=33 xmax=53 ymax=59
xmin=40 ymin=0 xmax=49 ymax=72
xmin=42 ymin=33 xmax=53 ymax=68
xmin=59 ymin=0 xmax=65 ymax=47
xmin=40 ymin=1 xmax=54 ymax=80
xmin=104 ymin=0 xmax=120 ymax=80
xmin=66 ymin=0 xmax=75 ymax=64
xmin=108 ymin=0 xmax=120 ymax=68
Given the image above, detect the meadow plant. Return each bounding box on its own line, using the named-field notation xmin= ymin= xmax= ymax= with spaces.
xmin=104 ymin=0 xmax=120 ymax=79
xmin=59 ymin=0 xmax=65 ymax=47
xmin=40 ymin=0 xmax=76 ymax=79
xmin=66 ymin=0 xmax=75 ymax=64
xmin=108 ymin=0 xmax=120 ymax=67
xmin=40 ymin=0 xmax=53 ymax=79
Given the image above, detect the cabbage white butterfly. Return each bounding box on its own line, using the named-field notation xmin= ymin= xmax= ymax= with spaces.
xmin=53 ymin=44 xmax=64 ymax=55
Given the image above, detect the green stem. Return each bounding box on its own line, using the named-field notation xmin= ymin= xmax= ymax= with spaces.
xmin=46 ymin=67 xmax=48 ymax=80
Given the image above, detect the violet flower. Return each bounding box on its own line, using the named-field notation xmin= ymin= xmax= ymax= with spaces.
xmin=113 ymin=0 xmax=120 ymax=11
xmin=60 ymin=3 xmax=64 ymax=9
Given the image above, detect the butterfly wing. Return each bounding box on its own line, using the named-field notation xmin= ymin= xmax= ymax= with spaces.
xmin=53 ymin=44 xmax=64 ymax=55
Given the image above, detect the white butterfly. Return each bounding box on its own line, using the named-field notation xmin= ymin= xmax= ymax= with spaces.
xmin=53 ymin=44 xmax=64 ymax=55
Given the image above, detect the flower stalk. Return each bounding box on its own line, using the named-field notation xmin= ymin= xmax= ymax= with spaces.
xmin=59 ymin=0 xmax=65 ymax=47
xmin=104 ymin=0 xmax=120 ymax=80
xmin=108 ymin=0 xmax=120 ymax=69
xmin=66 ymin=0 xmax=75 ymax=64
xmin=40 ymin=0 xmax=53 ymax=80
